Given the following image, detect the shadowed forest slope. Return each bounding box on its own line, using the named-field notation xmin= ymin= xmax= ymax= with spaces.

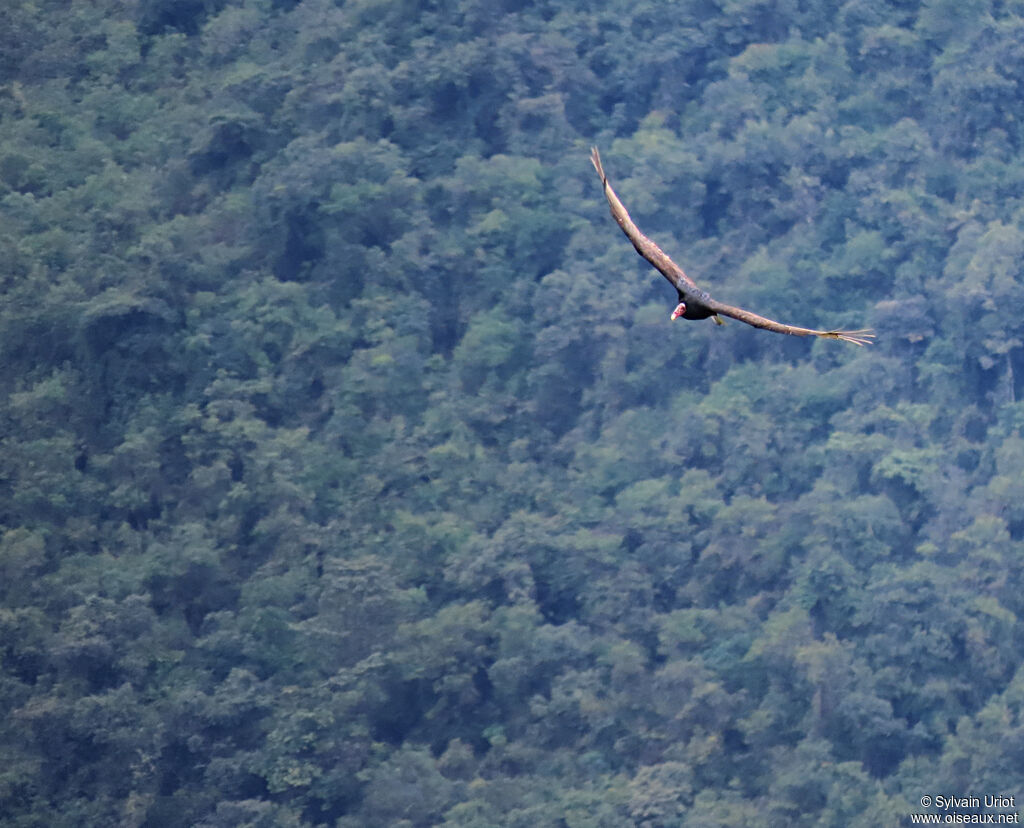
xmin=3 ymin=0 xmax=1024 ymax=825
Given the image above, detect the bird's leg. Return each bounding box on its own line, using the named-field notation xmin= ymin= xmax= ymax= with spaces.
xmin=670 ymin=302 xmax=686 ymax=321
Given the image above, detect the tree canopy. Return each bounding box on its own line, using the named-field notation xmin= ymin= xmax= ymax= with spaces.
xmin=2 ymin=0 xmax=1024 ymax=825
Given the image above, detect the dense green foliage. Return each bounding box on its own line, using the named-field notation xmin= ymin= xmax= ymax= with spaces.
xmin=4 ymin=0 xmax=1024 ymax=824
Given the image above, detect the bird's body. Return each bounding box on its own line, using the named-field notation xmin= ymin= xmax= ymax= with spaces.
xmin=590 ymin=147 xmax=873 ymax=346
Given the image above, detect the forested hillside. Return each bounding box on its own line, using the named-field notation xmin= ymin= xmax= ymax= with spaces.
xmin=3 ymin=0 xmax=1024 ymax=825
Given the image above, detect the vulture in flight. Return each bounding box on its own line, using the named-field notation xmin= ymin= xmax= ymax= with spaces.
xmin=590 ymin=147 xmax=873 ymax=346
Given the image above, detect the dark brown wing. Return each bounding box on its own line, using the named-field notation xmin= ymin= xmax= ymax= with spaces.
xmin=704 ymin=299 xmax=874 ymax=346
xmin=590 ymin=146 xmax=699 ymax=294
xmin=591 ymin=146 xmax=873 ymax=346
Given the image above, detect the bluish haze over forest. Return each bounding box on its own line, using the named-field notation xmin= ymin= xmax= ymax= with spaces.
xmin=3 ymin=0 xmax=1024 ymax=825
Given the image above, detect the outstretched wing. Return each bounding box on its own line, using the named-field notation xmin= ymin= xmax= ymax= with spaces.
xmin=591 ymin=146 xmax=873 ymax=347
xmin=704 ymin=299 xmax=874 ymax=346
xmin=590 ymin=146 xmax=699 ymax=295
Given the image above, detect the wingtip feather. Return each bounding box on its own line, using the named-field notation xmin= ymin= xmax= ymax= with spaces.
xmin=823 ymin=329 xmax=875 ymax=346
